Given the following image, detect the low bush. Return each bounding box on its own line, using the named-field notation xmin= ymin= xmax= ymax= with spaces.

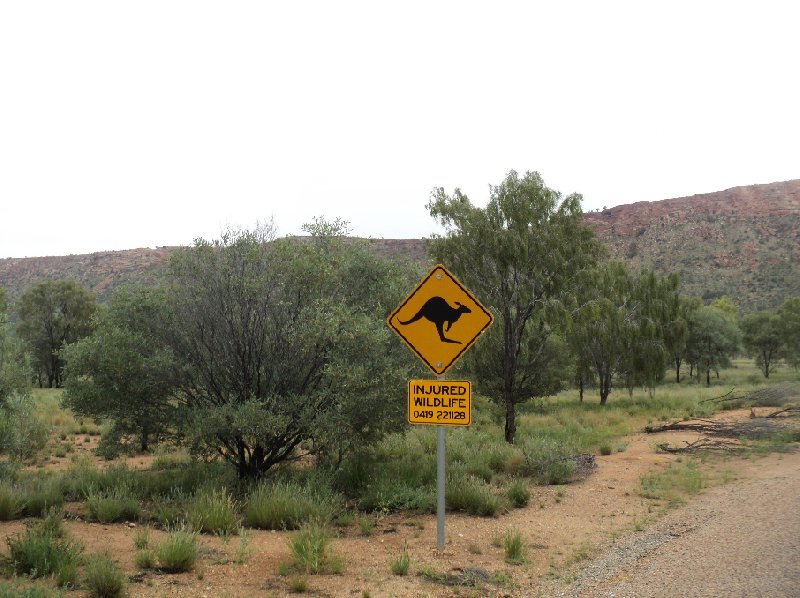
xmin=187 ymin=487 xmax=239 ymax=535
xmin=0 ymin=579 xmax=65 ymax=598
xmin=506 ymin=479 xmax=530 ymax=508
xmin=288 ymin=522 xmax=342 ymax=574
xmin=0 ymin=481 xmax=24 ymax=520
xmin=83 ymin=552 xmax=126 ymax=598
xmin=20 ymin=477 xmax=65 ymax=517
xmin=502 ymin=528 xmax=527 ymax=565
xmin=134 ymin=549 xmax=156 ymax=569
xmin=6 ymin=522 xmax=82 ymax=584
xmin=389 ymin=545 xmax=410 ymax=576
xmin=86 ymin=486 xmax=141 ymax=523
xmin=156 ymin=528 xmax=198 ymax=572
xmin=245 ymin=482 xmax=340 ymax=530
xmin=519 ymin=436 xmax=576 ymax=485
xmin=133 ymin=527 xmax=150 ymax=550
xmin=446 ymin=472 xmax=505 ymax=517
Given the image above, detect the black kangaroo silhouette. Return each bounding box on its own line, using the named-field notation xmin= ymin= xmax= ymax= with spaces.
xmin=399 ymin=296 xmax=471 ymax=344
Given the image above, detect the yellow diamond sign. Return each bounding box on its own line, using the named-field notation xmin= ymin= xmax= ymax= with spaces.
xmin=387 ymin=264 xmax=493 ymax=376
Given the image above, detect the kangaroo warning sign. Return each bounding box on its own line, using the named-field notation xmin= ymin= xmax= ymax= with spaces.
xmin=387 ymin=264 xmax=493 ymax=376
xmin=408 ymin=380 xmax=471 ymax=426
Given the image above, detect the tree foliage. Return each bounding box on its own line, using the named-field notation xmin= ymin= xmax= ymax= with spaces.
xmin=685 ymin=306 xmax=741 ymax=385
xmin=15 ymin=281 xmax=96 ymax=388
xmin=740 ymin=311 xmax=784 ymax=378
xmin=0 ymin=289 xmax=30 ymax=404
xmin=778 ymin=297 xmax=800 ymax=370
xmin=427 ymin=170 xmax=600 ymax=442
xmin=62 ymin=285 xmax=177 ymax=452
xmin=162 ymin=220 xmax=416 ymax=477
xmin=569 ymin=262 xmax=679 ymax=405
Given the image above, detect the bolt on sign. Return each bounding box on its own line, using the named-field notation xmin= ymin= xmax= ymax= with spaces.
xmin=387 ymin=264 xmax=493 ymax=376
xmin=408 ymin=380 xmax=471 ymax=426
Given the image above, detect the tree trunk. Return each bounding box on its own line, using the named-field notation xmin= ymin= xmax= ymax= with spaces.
xmin=578 ymin=377 xmax=584 ymax=403
xmin=675 ymin=357 xmax=682 ymax=383
xmin=706 ymin=368 xmax=711 ymax=386
xmin=504 ymin=400 xmax=516 ymax=443
xmin=599 ymin=371 xmax=611 ymax=406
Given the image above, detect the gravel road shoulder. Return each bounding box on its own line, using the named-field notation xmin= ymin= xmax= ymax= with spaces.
xmin=539 ymin=449 xmax=800 ymax=598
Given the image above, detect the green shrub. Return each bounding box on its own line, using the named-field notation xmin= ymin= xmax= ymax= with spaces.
xmin=134 ymin=549 xmax=156 ymax=569
xmin=86 ymin=486 xmax=141 ymax=523
xmin=39 ymin=507 xmax=66 ymax=538
xmin=6 ymin=523 xmax=83 ymax=583
xmin=0 ymin=481 xmax=24 ymax=520
xmin=245 ymin=482 xmax=339 ymax=530
xmin=389 ymin=545 xmax=410 ymax=576
xmin=288 ymin=522 xmax=342 ymax=574
xmin=133 ymin=527 xmax=150 ymax=550
xmin=289 ymin=577 xmax=308 ymax=593
xmin=502 ymin=528 xmax=527 ymax=565
xmin=599 ymin=444 xmax=613 ymax=456
xmin=156 ymin=528 xmax=198 ymax=572
xmin=506 ymin=479 xmax=531 ymax=508
xmin=446 ymin=472 xmax=504 ymax=516
xmin=358 ymin=517 xmax=374 ymax=537
xmin=187 ymin=487 xmax=239 ymax=535
xmin=83 ymin=552 xmax=126 ymax=598
xmin=520 ymin=436 xmax=576 ymax=485
xmin=0 ymin=578 xmax=65 ymax=597
xmin=20 ymin=477 xmax=65 ymax=517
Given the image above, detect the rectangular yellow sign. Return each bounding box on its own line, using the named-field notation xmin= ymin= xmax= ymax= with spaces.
xmin=407 ymin=380 xmax=471 ymax=426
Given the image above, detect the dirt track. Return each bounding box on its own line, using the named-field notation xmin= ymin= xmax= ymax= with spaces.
xmin=542 ymin=450 xmax=800 ymax=598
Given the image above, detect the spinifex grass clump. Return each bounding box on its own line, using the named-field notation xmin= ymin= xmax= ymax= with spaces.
xmin=83 ymin=552 xmax=126 ymax=598
xmin=502 ymin=528 xmax=527 ymax=565
xmin=288 ymin=521 xmax=342 ymax=574
xmin=6 ymin=520 xmax=82 ymax=585
xmin=20 ymin=476 xmax=65 ymax=517
xmin=0 ymin=481 xmax=24 ymax=520
xmin=186 ymin=487 xmax=240 ymax=535
xmin=506 ymin=479 xmax=531 ymax=508
xmin=245 ymin=481 xmax=340 ymax=530
xmin=445 ymin=471 xmax=506 ymax=516
xmin=86 ymin=486 xmax=141 ymax=523
xmin=155 ymin=528 xmax=199 ymax=573
xmin=389 ymin=544 xmax=411 ymax=576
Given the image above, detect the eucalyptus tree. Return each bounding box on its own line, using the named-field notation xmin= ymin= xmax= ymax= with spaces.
xmin=427 ymin=170 xmax=600 ymax=442
xmin=62 ymin=285 xmax=177 ymax=452
xmin=669 ymin=295 xmax=701 ymax=383
xmin=568 ymin=262 xmax=678 ymax=405
xmin=0 ymin=288 xmax=29 ymax=405
xmin=778 ymin=297 xmax=800 ymax=370
xmin=740 ymin=310 xmax=784 ymax=378
xmin=685 ymin=306 xmax=741 ymax=386
xmin=15 ymin=281 xmax=96 ymax=387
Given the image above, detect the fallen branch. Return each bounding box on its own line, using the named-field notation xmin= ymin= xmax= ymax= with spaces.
xmin=765 ymin=406 xmax=800 ymax=418
xmin=656 ymin=437 xmax=743 ymax=454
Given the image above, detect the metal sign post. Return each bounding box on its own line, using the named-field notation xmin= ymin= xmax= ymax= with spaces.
xmin=436 ymin=421 xmax=446 ymax=550
xmin=387 ymin=264 xmax=493 ymax=552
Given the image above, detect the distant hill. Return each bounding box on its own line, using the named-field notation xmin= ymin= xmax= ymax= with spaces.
xmin=583 ymin=179 xmax=800 ymax=311
xmin=1 ymin=180 xmax=798 ymax=313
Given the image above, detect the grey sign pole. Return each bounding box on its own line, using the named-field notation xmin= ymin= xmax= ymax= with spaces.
xmin=436 ymin=373 xmax=446 ymax=551
xmin=436 ymin=425 xmax=445 ymax=550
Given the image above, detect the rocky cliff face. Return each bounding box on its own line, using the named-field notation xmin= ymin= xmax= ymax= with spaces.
xmin=584 ymin=180 xmax=800 ymax=310
xmin=1 ymin=180 xmax=798 ymax=313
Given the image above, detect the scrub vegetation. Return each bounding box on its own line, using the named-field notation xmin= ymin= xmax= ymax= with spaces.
xmin=0 ymin=175 xmax=799 ymax=594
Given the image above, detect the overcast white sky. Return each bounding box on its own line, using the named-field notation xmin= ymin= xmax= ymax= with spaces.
xmin=1 ymin=1 xmax=798 ymax=258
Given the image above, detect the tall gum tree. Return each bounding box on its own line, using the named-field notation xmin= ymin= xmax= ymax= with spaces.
xmin=427 ymin=170 xmax=600 ymax=443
